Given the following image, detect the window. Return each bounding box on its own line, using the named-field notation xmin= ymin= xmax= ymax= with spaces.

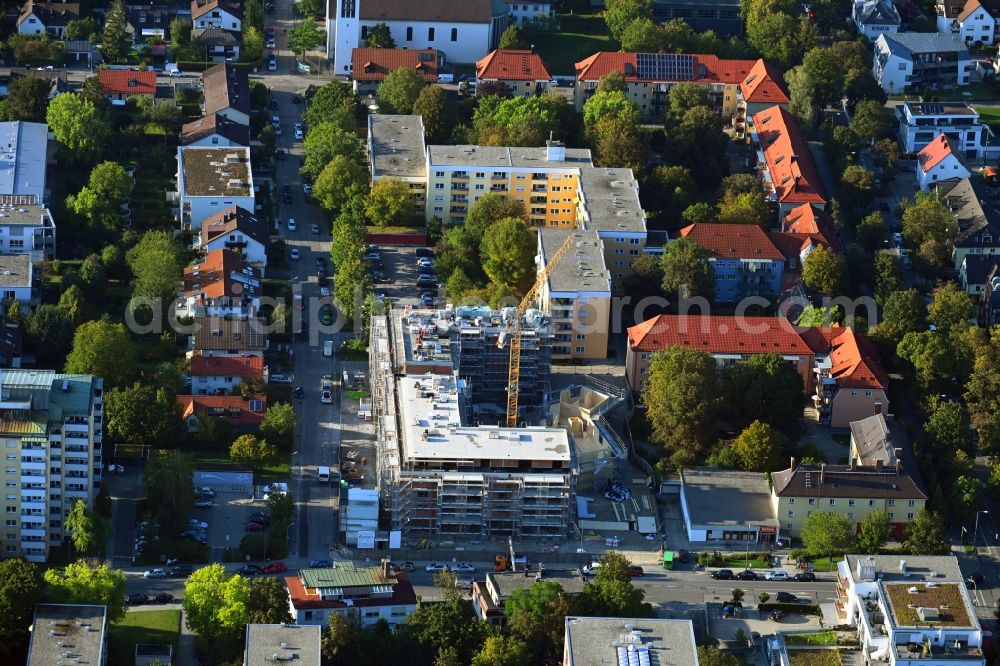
xmin=888 ymin=499 xmax=895 ymax=506
xmin=475 ymin=172 xmax=485 ymax=178
xmin=888 ymin=512 xmax=894 ymax=519
xmin=451 ymin=28 xmax=457 ymax=41
xmin=808 ymin=498 xmax=816 ymax=505
xmin=907 ymin=512 xmax=914 ymax=520
xmin=406 ymin=27 xmax=413 ymax=40
xmin=788 ymin=498 xmax=795 ymax=504
xmin=851 ymin=390 xmax=859 ymax=397
xmin=865 ymin=390 xmax=873 ymax=397
xmin=575 ymin=346 xmax=585 ymax=353
xmin=898 ymin=63 xmax=907 ymax=70
xmin=829 ymin=499 xmax=836 ymax=506
xmin=869 ymin=499 xmax=875 ymax=506
xmin=434 ymin=183 xmax=444 ymax=190
xmin=435 ymin=171 xmax=445 ymax=177
xmin=908 ymin=500 xmax=915 ymax=507
xmin=787 ymin=510 xmax=794 ymax=517
xmin=428 ymin=27 xmax=435 ymax=40
xmin=576 ymin=334 xmax=585 ymax=340
xmin=849 ymin=499 xmax=855 ymax=506
xmin=360 ymin=25 xmax=368 ymax=38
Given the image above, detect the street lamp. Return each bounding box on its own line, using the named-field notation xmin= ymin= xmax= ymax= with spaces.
xmin=974 ymin=510 xmax=989 ymax=553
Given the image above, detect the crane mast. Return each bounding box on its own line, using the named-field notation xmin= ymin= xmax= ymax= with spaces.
xmin=497 ymin=233 xmax=576 ymax=427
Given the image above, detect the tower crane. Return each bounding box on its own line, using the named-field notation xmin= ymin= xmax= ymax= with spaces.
xmin=497 ymin=232 xmax=577 ymax=427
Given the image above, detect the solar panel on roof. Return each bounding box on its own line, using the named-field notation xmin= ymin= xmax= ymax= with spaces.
xmin=635 ymin=53 xmax=694 ymax=81
xmin=923 ymin=102 xmax=944 ymax=114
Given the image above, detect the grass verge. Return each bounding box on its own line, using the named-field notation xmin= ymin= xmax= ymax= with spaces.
xmin=110 ymin=609 xmax=181 ymax=666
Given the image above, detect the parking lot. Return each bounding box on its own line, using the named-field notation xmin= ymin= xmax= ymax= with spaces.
xmin=368 ymin=245 xmax=438 ymax=308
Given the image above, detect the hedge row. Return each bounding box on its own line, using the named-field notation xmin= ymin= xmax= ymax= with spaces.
xmin=758 ymin=602 xmax=820 ymax=615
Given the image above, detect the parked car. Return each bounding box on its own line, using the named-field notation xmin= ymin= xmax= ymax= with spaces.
xmin=295 ymin=127 xmax=304 ymax=140
xmin=289 ymin=247 xmax=300 ymax=261
xmin=310 ymin=223 xmax=320 ymax=234
xmin=321 ymin=389 xmax=332 ymax=404
xmin=420 ymin=292 xmax=435 ymax=307
xmin=627 ymin=565 xmax=644 ymax=577
xmin=319 ymin=304 xmax=333 ymax=325
xmin=793 ymin=572 xmax=816 ymax=582
xmin=195 ymin=487 xmax=216 ymax=497
xmin=765 ymin=571 xmax=788 ymax=581
xmin=320 ymin=286 xmax=331 ymax=297
xmin=287 ymin=218 xmax=296 ymax=232
xmin=151 ymin=593 xmax=175 ymax=604
xmin=303 ymin=183 xmax=312 ymax=195
xmin=769 ymin=609 xmax=785 ymax=621
xmin=262 ymin=562 xmax=287 ymax=574
xmin=245 ymin=521 xmax=266 ymax=532
xmin=309 ymin=558 xmax=332 ymax=568
xmin=269 ymin=99 xmax=278 ymax=110
xmin=269 ymin=374 xmax=292 ymax=384
xmin=417 ymin=257 xmax=434 ymax=268
xmin=582 ymin=562 xmax=601 ymax=575
xmin=452 ymin=563 xmax=476 ymax=573
xmin=416 ymin=276 xmax=438 ymax=289
xmin=166 ymin=565 xmax=193 ymax=578
xmin=711 ymin=569 xmax=734 ymax=580
xmin=268 ymin=55 xmax=277 ymax=71
xmin=425 ymin=562 xmax=449 ymax=572
xmin=735 ymin=570 xmax=759 ymax=581
xmin=393 ymin=561 xmax=415 ymax=573
xmin=126 ymin=593 xmax=147 ymax=606
xmin=293 ymin=386 xmax=304 ymax=399
xmin=775 ymin=592 xmax=797 ymax=603
xmin=193 ymin=498 xmax=212 ymax=508
xmin=237 ymin=564 xmax=263 ymax=576
xmin=249 ymin=512 xmax=271 ymax=525
xmin=143 ymin=568 xmax=167 ymax=578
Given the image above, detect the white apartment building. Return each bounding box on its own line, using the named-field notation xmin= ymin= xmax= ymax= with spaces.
xmin=0 ymin=196 xmax=56 ymax=261
xmin=0 ymin=370 xmax=104 ymax=563
xmin=836 ymin=554 xmax=985 ymax=665
xmin=176 ymin=147 xmax=254 ymax=232
xmin=873 ymin=33 xmax=971 ymax=93
xmin=285 ymin=561 xmax=417 ymax=628
xmin=937 ymin=0 xmax=998 ymax=45
xmin=897 ymin=101 xmax=1000 ymax=160
xmin=367 ymin=115 xmax=427 ymax=216
xmin=0 ymin=254 xmax=36 ymax=314
xmin=854 ymin=0 xmax=901 ymax=41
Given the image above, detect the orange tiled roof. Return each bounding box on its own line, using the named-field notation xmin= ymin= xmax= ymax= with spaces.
xmin=191 ymin=0 xmax=242 ymax=20
xmin=799 ymin=327 xmax=888 ymax=390
xmin=767 ymin=231 xmax=813 ymax=260
xmin=98 ymin=69 xmax=156 ymax=96
xmin=574 ymin=51 xmax=755 ymax=84
xmin=679 ymin=223 xmax=785 ymax=261
xmin=182 ymin=248 xmax=258 ymax=300
xmin=917 ymin=133 xmax=963 ymax=172
xmin=476 ymin=49 xmax=552 ymax=81
xmin=351 ymin=48 xmax=439 ymax=83
xmin=782 ymin=203 xmax=843 ymax=252
xmin=752 ymin=105 xmax=826 ymax=206
xmin=627 ymin=314 xmax=815 ymax=354
xmin=177 ymin=394 xmax=266 ymax=426
xmin=740 ymin=59 xmax=790 ymax=105
xmin=190 ymin=354 xmax=263 ymax=379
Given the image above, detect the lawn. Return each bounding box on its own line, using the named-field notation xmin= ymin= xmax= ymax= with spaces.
xmin=788 ymin=651 xmax=842 ymax=666
xmin=973 ymin=103 xmax=1000 ymax=129
xmin=531 ymin=14 xmax=617 ymax=76
xmin=345 ymin=389 xmax=369 ymax=400
xmin=801 ymin=556 xmax=841 ymax=572
xmin=109 ymin=609 xmax=181 ymax=666
xmin=786 ymin=631 xmax=836 ymax=646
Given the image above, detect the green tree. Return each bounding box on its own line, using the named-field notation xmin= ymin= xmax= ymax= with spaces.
xmin=729 ymin=420 xmax=783 ymax=472
xmin=801 ymin=511 xmax=854 ymax=558
xmin=504 ymin=580 xmax=569 ymax=664
xmin=301 ymin=123 xmax=365 ymax=179
xmin=669 ymin=104 xmax=727 ymax=186
xmin=928 ymin=282 xmax=974 ymax=333
xmin=604 ymin=0 xmax=653 ymax=40
xmin=879 ymin=288 xmax=927 ymax=338
xmin=46 ymin=93 xmax=110 ymax=162
xmin=143 ymin=451 xmax=195 ymax=537
xmin=404 ymin=594 xmax=489 ymax=664
xmin=873 ymin=254 xmax=902 ymax=303
xmin=619 ymin=18 xmax=662 ymax=53
xmin=472 ymin=636 xmax=532 ymax=666
xmin=0 ymin=558 xmax=41 ymax=664
xmin=57 ymin=284 xmax=87 ymax=326
xmin=583 ymin=90 xmax=640 ymax=127
xmin=903 ymin=508 xmax=950 ymax=554
xmin=260 ymin=402 xmax=295 ymax=450
xmin=802 ymin=244 xmax=846 ymax=295
xmin=101 ymin=0 xmax=130 ymax=64
xmin=65 ymin=499 xmax=110 ymax=557
xmin=377 ymin=67 xmax=426 ymax=114
xmin=855 ymin=211 xmax=888 ymax=249
xmin=44 ymin=561 xmax=126 ymax=622
xmin=795 ymin=305 xmax=842 ymax=327
xmin=850 ymin=99 xmax=890 ymax=143
xmin=288 ymin=20 xmax=322 ymax=57
xmin=365 ymin=22 xmax=396 ymax=48
xmin=65 ymin=17 xmax=97 ymax=41
xmin=314 ymin=156 xmax=368 ymax=213
xmin=170 ymin=18 xmax=192 ymax=50
xmin=897 ymin=330 xmax=954 ymax=389
xmin=901 ymin=192 xmax=958 ymax=255
xmin=246 ymin=576 xmax=293 ymax=625
xmin=303 ymin=81 xmax=358 ymax=128
xmin=726 ymin=353 xmax=804 ymax=433
xmin=67 ymin=161 xmax=134 ymax=231
xmin=241 ymin=25 xmax=264 ymax=62
xmin=126 ymin=230 xmax=183 ymax=303
xmin=5 ymin=76 xmax=50 ymax=122
xmin=331 ymin=206 xmax=367 ymax=267
xmin=334 ymin=254 xmax=370 ymax=316
xmin=579 ymin=553 xmax=653 ymax=617
xmin=642 ymin=346 xmax=718 ymax=465
xmin=697 ymin=645 xmax=745 ymax=666
xmin=596 ymin=70 xmax=627 ymax=94
xmin=413 ymin=85 xmax=457 ymax=144
xmin=480 ymin=217 xmax=534 ymax=288
xmin=924 ymin=400 xmax=974 ymax=456
xmin=840 ymin=165 xmax=876 ymax=211
xmin=591 ymin=114 xmax=645 ymax=171
xmin=855 ymin=510 xmax=890 ymax=554
xmin=667 ymin=82 xmax=711 ymax=122
xmin=716 ymin=191 xmax=771 ymax=228
xmin=64 ymin=319 xmax=137 ymax=387
xmin=183 ymin=564 xmax=250 ymax=658
xmin=785 ymin=66 xmax=817 ymax=127
xmin=799 ymin=45 xmax=847 ymax=110
xmin=365 ymin=178 xmax=416 ymax=227
xmin=229 ymin=434 xmax=278 ymax=477
xmin=465 ymin=192 xmax=526 ymax=246
xmin=472 ymin=94 xmax=563 ymax=146
xmin=26 ymin=305 xmax=74 ymax=365
xmin=498 ymin=24 xmax=527 ymax=49
xmin=660 ymin=236 xmax=715 ymax=300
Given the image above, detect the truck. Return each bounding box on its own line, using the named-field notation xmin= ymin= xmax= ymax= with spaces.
xmin=323 ymin=340 xmax=333 ymax=357
xmin=318 ymin=466 xmax=331 ymax=483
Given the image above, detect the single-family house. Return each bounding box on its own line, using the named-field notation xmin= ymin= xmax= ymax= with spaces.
xmin=872 ymin=32 xmax=971 ymax=93
xmin=188 ymin=315 xmax=268 ymax=357
xmin=896 ymin=100 xmax=1000 ymax=160
xmin=125 ymin=4 xmax=172 ymax=42
xmin=192 ymin=0 xmax=242 ymax=31
xmin=202 ymin=63 xmax=251 ymax=126
xmin=285 ymin=561 xmax=417 ymax=628
xmin=937 ymin=0 xmax=999 ymax=45
xmin=960 ymin=254 xmax=1000 ymax=294
xmin=189 ymin=353 xmax=263 ymax=394
xmin=475 ymin=48 xmax=552 ymax=97
xmin=749 ymin=105 xmax=827 ymax=216
xmin=98 ymin=70 xmax=157 ymax=105
xmin=176 ymin=249 xmax=261 ymax=319
xmin=180 ymin=113 xmax=250 ymax=147
xmin=854 ymin=0 xmax=901 ymax=41
xmin=195 ymin=27 xmax=241 ymax=62
xmin=177 ymin=394 xmax=266 ymax=431
xmin=176 ymin=146 xmax=254 ymax=231
xmin=349 ymin=48 xmax=440 ymax=94
xmin=916 ymin=133 xmax=972 ymax=190
xmin=198 ymin=205 xmax=268 ymax=268
xmin=677 ymin=223 xmax=785 ymax=302
xmin=934 ymin=176 xmax=1000 ymax=270
xmin=16 ymin=1 xmax=79 ymax=37
xmin=473 ymin=569 xmax=587 ymax=626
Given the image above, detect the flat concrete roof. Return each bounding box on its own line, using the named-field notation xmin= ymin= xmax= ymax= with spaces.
xmin=244 ymin=624 xmax=321 ymax=666
xmin=564 ymin=617 xmax=698 ymax=666
xmin=488 ymin=568 xmax=589 ymax=599
xmin=0 ymin=195 xmax=51 ymax=226
xmin=0 ymin=253 xmax=31 ymax=286
xmin=843 ymin=554 xmax=964 ymax=583
xmin=681 ymin=467 xmax=778 ymax=528
xmin=538 ymin=228 xmax=611 ymax=295
xmin=904 ymin=101 xmax=977 ymax=116
xmin=368 ymin=114 xmax=427 ymax=179
xmin=398 ymin=373 xmax=570 ymax=463
xmin=427 ymin=144 xmax=593 ymax=169
xmin=27 ymin=604 xmax=107 ymax=666
xmin=578 ymin=167 xmax=646 ymax=234
xmin=180 ymin=146 xmax=252 ymax=197
xmin=0 ymin=121 xmax=48 ymax=200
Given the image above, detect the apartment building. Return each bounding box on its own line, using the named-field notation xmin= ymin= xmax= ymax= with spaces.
xmin=854 ymin=0 xmax=901 ymax=41
xmin=285 ymin=561 xmax=417 ymax=628
xmin=734 ymin=59 xmax=791 ymax=140
xmin=781 ymin=203 xmax=843 ymax=253
xmin=873 ymin=32 xmax=971 ymax=93
xmin=536 ymin=229 xmax=610 ymax=360
xmin=202 ymin=63 xmax=251 ymax=126
xmin=188 ymin=315 xmax=268 ymax=358
xmin=0 ymin=370 xmax=105 ymax=562
xmin=189 ymin=354 xmax=263 ymax=395
xmin=575 ymin=166 xmax=647 ymax=292
xmin=933 ymin=177 xmax=1000 ymax=270
xmin=836 ymin=554 xmax=985 ymax=664
xmin=563 ymin=617 xmax=699 ymax=666
xmin=678 ymin=223 xmax=785 ymax=302
xmin=244 ymin=624 xmax=320 ymax=666
xmin=197 ymin=206 xmax=268 ymax=269
xmin=802 ymin=325 xmax=890 ymax=428
xmin=474 ymin=568 xmax=588 ymax=625
xmin=897 ymin=101 xmax=1000 ymax=160
xmin=27 ymin=604 xmax=107 ymax=666
xmin=771 ymin=459 xmax=926 ymax=538
xmin=367 ymin=115 xmax=427 ymax=216
xmin=749 ymin=105 xmax=827 ymax=217
xmin=937 ymin=0 xmax=999 ymax=45
xmin=0 ymin=196 xmax=55 ymax=262
xmin=0 ymin=121 xmax=49 ymax=203
xmin=176 ymin=146 xmax=254 ymax=231
xmin=351 ymin=48 xmax=439 ymax=94
xmin=177 ymin=249 xmax=261 ymax=319
xmin=177 ymin=394 xmax=266 ymax=431
xmin=916 ymin=133 xmax=972 ymax=190
xmin=0 ymin=253 xmax=35 ymax=314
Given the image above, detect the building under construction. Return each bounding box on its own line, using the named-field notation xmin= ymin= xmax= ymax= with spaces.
xmin=369 ymin=308 xmax=574 ymax=540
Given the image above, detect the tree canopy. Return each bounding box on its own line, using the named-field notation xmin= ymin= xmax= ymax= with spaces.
xmin=46 ymin=93 xmax=110 ymax=162
xmin=377 ymin=67 xmax=426 ymax=114
xmin=801 ymin=511 xmax=854 ymax=558
xmin=44 ymin=561 xmax=127 ymax=623
xmin=64 ymin=319 xmax=137 ymax=387
xmin=659 ymin=237 xmax=715 ymax=301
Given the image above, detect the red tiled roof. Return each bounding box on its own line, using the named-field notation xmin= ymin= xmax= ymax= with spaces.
xmin=679 ymin=223 xmax=785 ymax=261
xmin=752 ymin=106 xmax=826 ymax=206
xmin=740 ymin=59 xmax=790 ymax=105
xmin=917 ymin=133 xmax=962 ymax=172
xmin=799 ymin=327 xmax=888 ymax=390
xmin=182 ymin=249 xmax=258 ymax=300
xmin=574 ymin=51 xmax=755 ymax=84
xmin=782 ymin=203 xmax=843 ymax=253
xmin=285 ymin=573 xmax=418 ymax=610
xmin=351 ymin=48 xmax=439 ymax=82
xmin=476 ymin=49 xmax=552 ymax=81
xmin=98 ymin=69 xmax=156 ymax=96
xmin=767 ymin=231 xmax=812 ymax=260
xmin=627 ymin=314 xmax=815 ymax=354
xmin=177 ymin=394 xmax=266 ymax=426
xmin=191 ymin=0 xmax=242 ymax=20
xmin=189 ymin=354 xmax=263 ymax=380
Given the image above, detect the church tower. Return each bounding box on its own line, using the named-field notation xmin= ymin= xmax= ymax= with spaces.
xmin=330 ymin=0 xmax=361 ymax=75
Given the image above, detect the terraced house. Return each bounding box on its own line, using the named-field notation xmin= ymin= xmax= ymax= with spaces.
xmin=678 ymin=223 xmax=785 ymax=302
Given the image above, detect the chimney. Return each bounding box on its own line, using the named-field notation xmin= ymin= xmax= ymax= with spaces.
xmin=895 ymin=459 xmax=902 ymax=475
xmin=893 ymin=447 xmax=902 ymax=459
xmin=819 ymin=463 xmax=825 ymax=484
xmin=875 ymin=459 xmax=884 ymax=472
xmin=545 ymin=138 xmax=565 ymax=162
xmin=381 ymin=558 xmax=392 ymax=580
xmin=790 ymin=456 xmax=798 ymax=471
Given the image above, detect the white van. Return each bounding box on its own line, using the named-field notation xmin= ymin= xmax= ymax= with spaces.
xmin=297 ymin=62 xmax=311 ymax=74
xmin=323 ymin=340 xmax=333 ymax=357
xmin=318 ymin=466 xmax=330 ymax=483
